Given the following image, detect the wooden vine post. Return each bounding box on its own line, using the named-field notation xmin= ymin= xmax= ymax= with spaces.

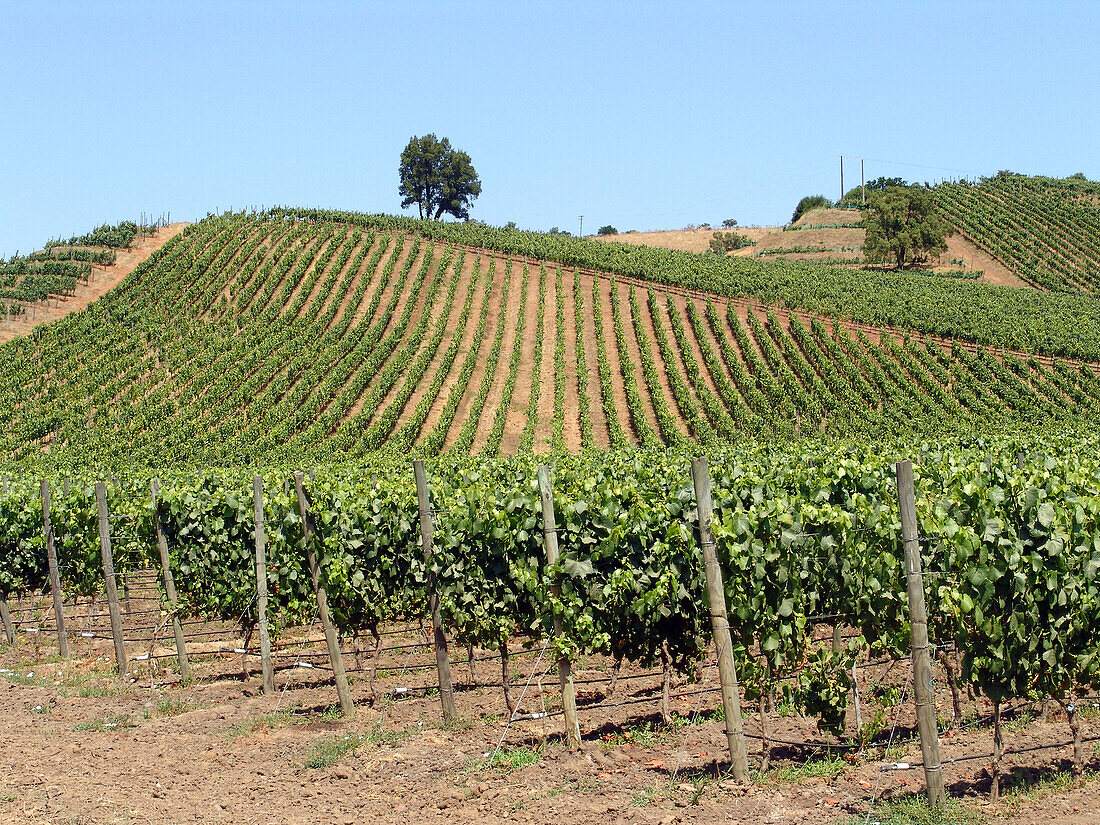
xmin=150 ymin=479 xmax=190 ymax=682
xmin=41 ymin=480 xmax=69 ymax=659
xmin=690 ymin=457 xmax=749 ymax=782
xmin=293 ymin=471 xmax=354 ymax=716
xmin=0 ymin=593 xmax=13 ymax=646
xmin=252 ymin=476 xmax=274 ymax=695
xmin=0 ymin=477 xmax=10 ymax=644
xmin=537 ymin=465 xmax=582 ymax=750
xmin=896 ymin=459 xmax=946 ymax=809
xmin=413 ymin=460 xmax=457 ymax=723
xmin=95 ymin=482 xmax=128 ymax=675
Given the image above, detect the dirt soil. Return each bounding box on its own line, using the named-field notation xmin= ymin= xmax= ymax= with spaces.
xmin=3 ymin=590 xmax=1100 ymax=825
xmin=0 ymin=224 xmax=188 ymax=345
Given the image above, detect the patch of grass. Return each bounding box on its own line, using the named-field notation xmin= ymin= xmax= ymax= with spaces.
xmin=1 ymin=669 xmax=45 ymax=686
xmin=226 ymin=707 xmax=306 ymax=738
xmin=857 ymin=796 xmax=986 ymax=825
xmin=73 ymin=713 xmax=133 ymax=732
xmin=143 ymin=696 xmax=196 ymax=720
xmin=473 ymin=745 xmax=541 ymax=774
xmin=1001 ymin=766 xmax=1096 ymax=804
xmin=1003 ymin=709 xmax=1037 ymax=732
xmin=765 ymin=753 xmax=849 ymax=783
xmin=303 ymin=733 xmax=365 ymax=769
xmin=77 ymin=684 xmax=117 ymax=698
xmin=362 ymin=722 xmax=413 ymax=746
xmin=600 ymin=719 xmax=687 ymax=748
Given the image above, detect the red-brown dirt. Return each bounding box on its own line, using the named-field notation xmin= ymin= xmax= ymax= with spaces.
xmin=3 ymin=592 xmax=1098 ymax=825
xmin=0 ymin=224 xmax=187 ymax=344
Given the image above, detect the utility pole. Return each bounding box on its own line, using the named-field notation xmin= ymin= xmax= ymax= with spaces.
xmin=840 ymin=155 xmax=844 ymax=203
xmin=579 ymin=215 xmax=584 ymax=237
xmin=861 ymin=158 xmax=866 ymax=205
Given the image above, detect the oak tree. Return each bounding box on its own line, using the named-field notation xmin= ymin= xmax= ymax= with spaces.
xmin=399 ymin=134 xmax=482 ymax=220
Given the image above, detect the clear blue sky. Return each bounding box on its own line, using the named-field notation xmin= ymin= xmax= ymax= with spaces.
xmin=3 ymin=0 xmax=1098 ymax=256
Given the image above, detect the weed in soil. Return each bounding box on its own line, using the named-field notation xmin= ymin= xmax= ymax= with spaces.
xmin=856 ymin=795 xmax=986 ymax=824
xmin=73 ymin=713 xmax=134 ymax=732
xmin=303 ymin=732 xmax=365 ymax=769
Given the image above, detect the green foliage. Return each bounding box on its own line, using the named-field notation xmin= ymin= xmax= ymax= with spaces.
xmin=598 ymin=226 xmax=617 ymax=236
xmin=46 ymin=221 xmax=138 ymax=250
xmin=937 ymin=172 xmax=1100 ymax=293
xmin=862 ymin=186 xmax=948 ymax=269
xmin=791 ymin=195 xmax=833 ymax=224
xmin=398 ymin=134 xmax=481 ymax=221
xmin=838 ymin=176 xmax=908 ymax=207
xmin=708 ymin=231 xmax=754 ymax=253
xmin=722 ymin=218 xmax=738 ymax=228
xmin=303 ymin=732 xmax=365 ymax=769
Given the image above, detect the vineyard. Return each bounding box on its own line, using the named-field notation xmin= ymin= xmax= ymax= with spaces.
xmin=4 ymin=189 xmax=1100 ymax=820
xmin=937 ymin=172 xmax=1100 ymax=294
xmin=3 ymin=437 xmax=1100 ymax=818
xmin=3 ymin=210 xmax=1100 ymax=467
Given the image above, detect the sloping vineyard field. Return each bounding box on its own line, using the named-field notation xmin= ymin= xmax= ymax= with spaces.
xmin=3 ymin=210 xmax=1100 ymax=468
xmin=937 ymin=172 xmax=1100 ymax=294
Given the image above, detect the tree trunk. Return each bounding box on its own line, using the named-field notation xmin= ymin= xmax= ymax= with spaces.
xmin=366 ymin=624 xmax=382 ymax=704
xmin=606 ymin=654 xmax=623 ymax=699
xmin=660 ymin=639 xmax=672 ymax=726
xmin=990 ymin=701 xmax=1003 ymax=802
xmin=501 ymin=643 xmax=515 ymax=714
xmin=939 ymin=647 xmax=963 ymax=729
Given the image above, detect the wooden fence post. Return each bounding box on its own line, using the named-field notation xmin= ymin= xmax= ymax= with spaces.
xmin=253 ymin=476 xmax=274 ymax=695
xmin=0 ymin=594 xmax=14 ymax=645
xmin=41 ymin=480 xmax=69 ymax=659
xmin=537 ymin=465 xmax=581 ymax=750
xmin=151 ymin=479 xmax=190 ymax=682
xmin=896 ymin=459 xmax=946 ymax=809
xmin=413 ymin=460 xmax=457 ymax=723
xmin=690 ymin=457 xmax=749 ymax=782
xmin=293 ymin=471 xmax=354 ymax=716
xmin=95 ymin=482 xmax=128 ymax=675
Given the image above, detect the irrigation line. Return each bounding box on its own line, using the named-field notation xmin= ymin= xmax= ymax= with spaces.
xmin=864 ymin=665 xmax=913 ymax=825
xmin=489 ymin=639 xmax=550 ymax=764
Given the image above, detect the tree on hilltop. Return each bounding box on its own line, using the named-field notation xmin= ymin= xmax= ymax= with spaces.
xmin=399 ymin=134 xmax=482 ymax=220
xmin=862 ymin=186 xmax=947 ymax=269
xmin=791 ymin=195 xmax=832 ymax=224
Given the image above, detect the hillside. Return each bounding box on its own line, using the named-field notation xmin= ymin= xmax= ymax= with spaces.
xmin=0 ymin=223 xmax=185 ymax=344
xmin=3 ymin=209 xmax=1100 ymax=467
xmin=937 ymin=171 xmax=1100 ymax=293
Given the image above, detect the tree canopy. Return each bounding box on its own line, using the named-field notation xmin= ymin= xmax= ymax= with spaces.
xmin=399 ymin=134 xmax=482 ymax=220
xmin=790 ymin=195 xmax=832 ymax=224
xmin=862 ymin=185 xmax=948 ymax=269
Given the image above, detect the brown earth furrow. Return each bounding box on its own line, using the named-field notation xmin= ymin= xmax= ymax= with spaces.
xmin=339 ymin=241 xmax=442 ymax=424
xmin=594 ymin=275 xmax=641 ymax=445
xmin=532 ymin=265 xmax=559 ymax=453
xmin=559 ymin=267 xmax=587 ymax=450
xmin=389 ymin=250 xmax=483 ymax=436
xmin=470 ymin=260 xmax=524 ymax=454
xmin=418 ymin=257 xmax=493 ymax=443
xmin=498 ymin=261 xmax=543 ymax=455
xmin=0 ymin=224 xmax=187 ymax=344
xmin=442 ymin=260 xmax=509 ymax=450
xmin=618 ymin=279 xmax=684 ymax=440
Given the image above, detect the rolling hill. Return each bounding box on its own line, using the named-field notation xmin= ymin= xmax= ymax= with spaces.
xmin=3 ymin=187 xmax=1100 ymax=467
